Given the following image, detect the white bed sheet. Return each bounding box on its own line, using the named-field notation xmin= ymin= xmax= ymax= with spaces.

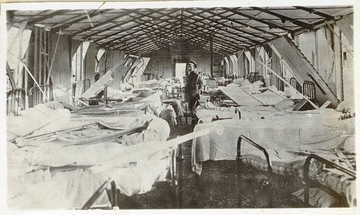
xmin=8 ymin=140 xmax=172 ymax=209
xmin=8 ymin=113 xmax=172 ymax=210
xmin=191 ymin=109 xmax=354 ymax=175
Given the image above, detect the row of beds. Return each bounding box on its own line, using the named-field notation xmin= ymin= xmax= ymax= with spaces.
xmin=7 ymin=78 xmax=356 ymax=209
xmin=191 ymin=80 xmax=356 ymax=207
xmin=7 ymin=88 xmax=188 ymax=210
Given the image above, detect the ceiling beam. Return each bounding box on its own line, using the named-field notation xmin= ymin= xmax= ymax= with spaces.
xmin=52 ymin=9 xmax=113 ymax=32
xmin=180 ymin=10 xmax=242 ymax=50
xmin=91 ymin=9 xmax=163 ymax=43
xmin=28 ymin=10 xmax=69 ymax=25
xmin=222 ymin=7 xmax=284 ymax=37
xmin=180 ymin=29 xmax=239 ymax=54
xmin=251 ymin=7 xmax=314 ymax=30
xmin=70 ymin=10 xmax=132 ymax=37
xmin=293 ymin=6 xmax=336 ymax=20
xmin=202 ymin=8 xmax=272 ymax=41
xmin=292 ymin=12 xmax=352 ymax=36
xmin=179 ymin=17 xmax=253 ymax=50
xmin=99 ymin=9 xmax=176 ymax=49
xmin=136 ymin=11 xmax=240 ymax=54
xmin=111 ymin=40 xmax=159 ymax=55
xmin=227 ymin=8 xmax=290 ymax=32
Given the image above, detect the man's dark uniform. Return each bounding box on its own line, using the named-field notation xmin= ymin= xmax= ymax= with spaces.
xmin=185 ymin=71 xmax=202 ymax=112
xmin=184 ymin=60 xmax=203 ymax=128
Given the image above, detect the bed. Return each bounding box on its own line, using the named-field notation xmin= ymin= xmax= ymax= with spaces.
xmin=7 ymin=107 xmax=175 ymax=209
xmin=195 ymin=82 xmax=301 ymax=124
xmin=219 ymin=85 xmax=286 ymax=106
xmin=191 ymin=108 xmax=355 ymax=207
xmin=192 ymin=108 xmax=354 ymax=173
xmin=7 ymin=95 xmax=214 ymax=209
xmin=7 ymin=87 xmax=187 ymax=210
xmin=236 ymin=136 xmax=356 ymax=207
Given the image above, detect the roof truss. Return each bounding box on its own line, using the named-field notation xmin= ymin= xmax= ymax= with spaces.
xmin=8 ymin=6 xmax=353 ymax=56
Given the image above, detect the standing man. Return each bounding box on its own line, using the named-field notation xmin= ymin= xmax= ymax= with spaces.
xmin=184 ymin=60 xmax=203 ymax=126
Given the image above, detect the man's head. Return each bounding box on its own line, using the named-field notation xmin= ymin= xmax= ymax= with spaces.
xmin=186 ymin=60 xmax=197 ymax=73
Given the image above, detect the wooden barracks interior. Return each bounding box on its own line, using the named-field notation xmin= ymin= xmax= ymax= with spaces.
xmin=3 ymin=1 xmax=357 ymax=210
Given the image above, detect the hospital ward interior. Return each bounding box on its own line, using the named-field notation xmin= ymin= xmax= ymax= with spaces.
xmin=4 ymin=4 xmax=357 ymax=210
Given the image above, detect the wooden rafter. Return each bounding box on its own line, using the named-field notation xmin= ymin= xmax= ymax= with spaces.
xmin=9 ymin=6 xmax=354 ymax=55
xmin=52 ymin=9 xmax=114 ymax=32
xmin=251 ymin=7 xmax=314 ymax=30
xmin=28 ymin=10 xmax=69 ymax=25
xmin=70 ymin=10 xmax=131 ymax=37
xmin=293 ymin=6 xmax=336 ymax=20
xmin=228 ymin=8 xmax=290 ymax=31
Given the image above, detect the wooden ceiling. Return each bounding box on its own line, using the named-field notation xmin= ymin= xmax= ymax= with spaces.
xmin=7 ymin=5 xmax=353 ymax=56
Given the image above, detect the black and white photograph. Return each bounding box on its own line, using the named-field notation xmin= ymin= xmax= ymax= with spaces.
xmin=1 ymin=0 xmax=358 ymax=213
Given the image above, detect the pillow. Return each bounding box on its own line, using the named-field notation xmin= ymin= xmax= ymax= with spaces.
xmin=233 ymin=78 xmax=245 ymax=85
xmin=252 ymin=80 xmax=264 ymax=88
xmin=274 ymin=99 xmax=295 ymax=111
xmin=240 ymin=79 xmax=251 ymax=87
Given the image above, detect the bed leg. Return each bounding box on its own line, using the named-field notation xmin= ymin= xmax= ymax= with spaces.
xmin=110 ymin=181 xmax=119 ymax=209
xmin=171 ymin=144 xmax=183 ymax=208
xmin=263 ymin=175 xmax=273 ymax=208
xmin=81 ymin=178 xmax=112 ymax=210
xmin=178 ymin=143 xmax=184 ymax=208
xmin=169 ymin=178 xmax=179 ymax=208
xmin=236 ymin=156 xmax=242 ymax=208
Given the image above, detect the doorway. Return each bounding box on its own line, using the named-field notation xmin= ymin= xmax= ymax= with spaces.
xmin=175 ymin=63 xmax=186 ymax=86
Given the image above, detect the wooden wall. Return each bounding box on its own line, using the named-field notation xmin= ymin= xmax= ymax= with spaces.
xmin=144 ymin=48 xmax=222 ymax=79
xmin=84 ymin=43 xmax=97 ymax=85
xmin=50 ymin=34 xmax=72 ymax=90
xmin=104 ymin=50 xmax=127 ymax=89
xmin=145 ymin=49 xmax=173 ymax=79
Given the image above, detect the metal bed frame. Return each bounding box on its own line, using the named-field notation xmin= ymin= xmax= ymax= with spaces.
xmin=303 ymin=154 xmax=356 ymax=207
xmin=236 ymin=135 xmax=273 ymax=207
xmin=303 ymin=80 xmax=316 ymax=100
xmin=236 ymin=135 xmax=356 ymax=208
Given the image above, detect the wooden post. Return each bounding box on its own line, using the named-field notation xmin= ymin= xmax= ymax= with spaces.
xmin=80 ymin=43 xmax=83 ymax=81
xmin=25 ymin=43 xmax=29 ymax=110
xmin=39 ymin=29 xmax=43 ymax=104
xmin=47 ymin=31 xmax=51 ymax=101
xmin=43 ymin=30 xmax=47 ymax=91
xmin=104 ymin=86 xmax=108 ymax=104
xmin=339 ymin=31 xmax=344 ymax=101
xmin=210 ymin=37 xmax=213 ymax=78
xmin=34 ymin=27 xmax=38 ymax=107
xmin=315 ymin=30 xmax=319 ymax=70
xmin=333 ymin=25 xmax=342 ymax=101
xmin=15 ymin=24 xmax=25 ymax=115
xmin=47 ymin=29 xmax=61 ymax=86
xmin=43 ymin=31 xmax=48 ymax=102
